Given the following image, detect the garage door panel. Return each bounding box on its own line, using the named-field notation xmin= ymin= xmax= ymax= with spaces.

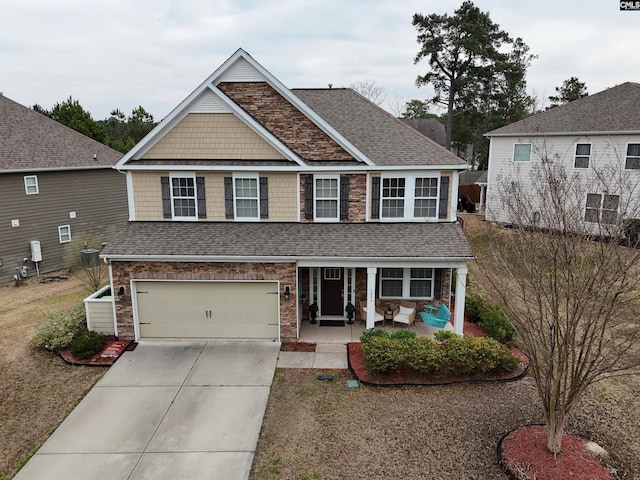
xmin=136 ymin=281 xmax=279 ymax=340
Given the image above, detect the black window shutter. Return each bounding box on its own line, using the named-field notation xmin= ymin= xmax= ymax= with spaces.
xmin=340 ymin=176 xmax=349 ymax=220
xmin=259 ymin=176 xmax=269 ymax=219
xmin=434 ymin=268 xmax=443 ymax=300
xmin=438 ymin=176 xmax=450 ymax=219
xmin=304 ymin=175 xmax=314 ymax=219
xmin=224 ymin=177 xmax=234 ymax=219
xmin=161 ymin=176 xmax=171 ymax=218
xmin=196 ymin=176 xmax=206 ymax=218
xmin=371 ymin=176 xmax=381 ymax=219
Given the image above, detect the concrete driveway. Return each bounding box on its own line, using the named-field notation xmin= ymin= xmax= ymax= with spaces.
xmin=15 ymin=341 xmax=280 ymax=480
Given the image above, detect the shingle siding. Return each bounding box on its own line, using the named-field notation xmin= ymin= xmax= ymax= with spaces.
xmin=0 ymin=169 xmax=128 ymax=283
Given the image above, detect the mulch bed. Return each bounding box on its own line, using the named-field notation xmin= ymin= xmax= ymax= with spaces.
xmin=59 ymin=338 xmax=132 ymax=366
xmin=347 ymin=342 xmax=529 ymax=386
xmin=499 ymin=426 xmax=615 ymax=480
xmin=280 ymin=341 xmax=316 ymax=352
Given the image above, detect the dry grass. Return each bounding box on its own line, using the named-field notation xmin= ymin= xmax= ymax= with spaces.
xmin=0 ymin=274 xmax=107 ymax=479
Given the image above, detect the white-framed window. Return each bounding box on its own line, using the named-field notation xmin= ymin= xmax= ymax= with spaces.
xmin=379 ymin=268 xmax=434 ymax=299
xmin=624 ymin=144 xmax=640 ymax=170
xmin=513 ymin=143 xmax=532 ymax=162
xmin=58 ymin=225 xmax=71 ymax=243
xmin=24 ymin=175 xmax=39 ymax=195
xmin=314 ymin=176 xmax=339 ymax=221
xmin=234 ymin=174 xmax=259 ymax=220
xmin=585 ymin=193 xmax=619 ymax=224
xmin=323 ymin=268 xmax=341 ymax=280
xmin=380 ymin=174 xmax=440 ymax=220
xmin=170 ymin=173 xmax=197 ymax=220
xmin=574 ymin=143 xmax=591 ymax=168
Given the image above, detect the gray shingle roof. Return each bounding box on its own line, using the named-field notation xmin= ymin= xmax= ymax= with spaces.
xmin=0 ymin=95 xmax=122 ymax=172
xmin=459 ymin=170 xmax=487 ymax=185
xmin=292 ymin=89 xmax=465 ymax=167
xmin=102 ymin=221 xmax=473 ymax=260
xmin=486 ymin=82 xmax=640 ymax=136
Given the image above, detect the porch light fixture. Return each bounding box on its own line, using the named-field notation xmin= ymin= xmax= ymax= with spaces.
xmin=118 ymin=286 xmax=125 ymax=301
xmin=284 ymin=285 xmax=291 ymax=301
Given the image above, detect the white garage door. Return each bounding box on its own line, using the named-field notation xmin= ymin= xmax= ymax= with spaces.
xmin=135 ymin=281 xmax=279 ymax=339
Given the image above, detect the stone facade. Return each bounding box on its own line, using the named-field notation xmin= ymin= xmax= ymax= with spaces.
xmin=218 ymin=82 xmax=353 ymax=161
xmin=111 ymin=260 xmax=298 ymax=341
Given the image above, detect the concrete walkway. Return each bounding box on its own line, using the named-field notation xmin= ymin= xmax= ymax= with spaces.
xmin=15 ymin=341 xmax=280 ymax=480
xmin=276 ymin=343 xmax=348 ymax=369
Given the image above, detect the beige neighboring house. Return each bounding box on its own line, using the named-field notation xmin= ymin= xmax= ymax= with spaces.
xmin=0 ymin=94 xmax=126 ymax=284
xmin=100 ymin=49 xmax=473 ymax=342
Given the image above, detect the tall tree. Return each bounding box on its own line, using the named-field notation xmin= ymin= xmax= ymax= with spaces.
xmin=48 ymin=97 xmax=106 ymax=143
xmin=413 ymin=1 xmax=533 ymax=151
xmin=482 ymin=151 xmax=640 ymax=453
xmin=548 ymin=76 xmax=588 ymax=107
xmin=401 ymin=99 xmax=433 ymax=119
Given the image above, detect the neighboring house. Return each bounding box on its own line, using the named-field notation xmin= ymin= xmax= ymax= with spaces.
xmin=458 ymin=170 xmax=487 ymax=212
xmin=0 ymin=95 xmax=126 ymax=284
xmin=402 ymin=118 xmax=447 ymax=146
xmin=485 ymin=82 xmax=640 ymax=226
xmin=101 ymin=49 xmax=473 ymax=342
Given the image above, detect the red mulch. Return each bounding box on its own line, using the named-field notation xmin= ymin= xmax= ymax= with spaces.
xmin=59 ymin=339 xmax=132 ymax=366
xmin=347 ymin=342 xmax=528 ymax=386
xmin=500 ymin=426 xmax=615 ymax=480
xmin=463 ymin=320 xmax=486 ymax=336
xmin=281 ymin=342 xmax=316 ymax=352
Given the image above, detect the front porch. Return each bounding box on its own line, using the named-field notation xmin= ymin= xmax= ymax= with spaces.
xmin=298 ymin=316 xmax=455 ymax=344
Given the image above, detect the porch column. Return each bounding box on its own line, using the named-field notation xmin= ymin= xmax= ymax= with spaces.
xmin=479 ymin=184 xmax=486 ymax=213
xmin=454 ymin=266 xmax=467 ymax=335
xmin=366 ymin=267 xmax=377 ymax=330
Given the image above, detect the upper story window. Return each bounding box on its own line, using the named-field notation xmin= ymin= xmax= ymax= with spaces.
xmin=625 ymin=144 xmax=640 ymax=169
xmin=315 ymin=176 xmax=339 ymax=221
xmin=574 ymin=143 xmax=591 ymax=168
xmin=380 ymin=268 xmax=434 ymax=299
xmin=58 ymin=225 xmax=71 ymax=243
xmin=234 ymin=175 xmax=259 ymax=219
xmin=24 ymin=175 xmax=39 ymax=195
xmin=379 ymin=174 xmax=441 ymax=221
xmin=513 ymin=143 xmax=531 ymax=162
xmin=171 ymin=173 xmax=197 ymax=220
xmin=585 ymin=193 xmax=619 ymax=224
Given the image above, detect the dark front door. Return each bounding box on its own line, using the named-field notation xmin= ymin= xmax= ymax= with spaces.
xmin=321 ymin=268 xmax=343 ymax=315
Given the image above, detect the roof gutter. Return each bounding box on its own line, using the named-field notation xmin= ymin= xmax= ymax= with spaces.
xmin=0 ymin=165 xmax=116 ymax=174
xmin=485 ymin=130 xmax=640 ymax=138
xmin=116 ymin=163 xmax=470 ymax=173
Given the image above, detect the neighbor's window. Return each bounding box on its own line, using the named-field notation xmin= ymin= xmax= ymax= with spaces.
xmin=513 ymin=143 xmax=531 ymax=162
xmin=234 ymin=176 xmax=259 ymax=219
xmin=380 ymin=268 xmax=434 ymax=298
xmin=381 ymin=178 xmax=406 ymax=218
xmin=574 ymin=144 xmax=591 ymax=168
xmin=58 ymin=225 xmax=71 ymax=243
xmin=314 ymin=177 xmax=339 ymax=220
xmin=171 ymin=174 xmax=197 ymax=219
xmin=625 ymin=144 xmax=640 ymax=169
xmin=24 ymin=175 xmax=39 ymax=195
xmin=585 ymin=193 xmax=619 ymax=224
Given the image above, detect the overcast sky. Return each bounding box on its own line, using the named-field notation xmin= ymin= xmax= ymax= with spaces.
xmin=1 ymin=0 xmax=637 ymax=121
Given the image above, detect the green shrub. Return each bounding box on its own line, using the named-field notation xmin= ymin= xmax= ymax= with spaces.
xmin=361 ymin=336 xmax=405 ymax=373
xmin=478 ymin=303 xmax=516 ymax=344
xmin=434 ymin=330 xmax=457 ymax=343
xmin=70 ymin=330 xmax=106 ymax=360
xmin=360 ymin=328 xmax=390 ymax=344
xmin=31 ymin=303 xmax=86 ymax=350
xmin=404 ymin=337 xmax=444 ymax=372
xmin=441 ymin=335 xmax=519 ymax=375
xmin=442 ymin=335 xmax=476 ymax=374
xmin=389 ymin=329 xmax=417 ymax=342
xmin=465 ymin=290 xmax=485 ymax=323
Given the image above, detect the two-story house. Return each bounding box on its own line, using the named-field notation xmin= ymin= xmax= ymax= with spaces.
xmin=0 ymin=94 xmax=126 ymax=284
xmin=101 ymin=49 xmax=473 ymax=342
xmin=485 ymin=82 xmax=640 ymax=228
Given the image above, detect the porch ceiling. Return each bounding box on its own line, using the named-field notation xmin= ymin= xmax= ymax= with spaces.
xmin=102 ymin=221 xmax=473 ymax=261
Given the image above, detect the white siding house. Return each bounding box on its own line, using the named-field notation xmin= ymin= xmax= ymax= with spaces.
xmin=485 ymin=83 xmax=640 ymax=227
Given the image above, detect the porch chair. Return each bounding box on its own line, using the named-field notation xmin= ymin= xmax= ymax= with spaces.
xmin=392 ymin=300 xmax=417 ymax=327
xmin=359 ymin=300 xmax=385 ymax=326
xmin=420 ymin=303 xmax=451 ymax=329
